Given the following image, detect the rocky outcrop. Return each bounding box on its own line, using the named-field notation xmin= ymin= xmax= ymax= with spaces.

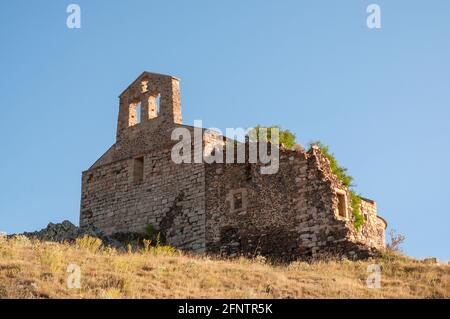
xmin=17 ymin=220 xmax=97 ymax=242
xmin=12 ymin=220 xmax=147 ymax=249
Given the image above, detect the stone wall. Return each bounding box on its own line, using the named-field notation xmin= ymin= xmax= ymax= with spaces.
xmin=80 ymin=147 xmax=206 ymax=252
xmin=355 ymin=198 xmax=386 ymax=249
xmin=205 ymin=145 xmax=307 ymax=260
xmin=204 ymin=144 xmax=386 ymax=261
xmin=307 ymin=146 xmax=386 ymax=259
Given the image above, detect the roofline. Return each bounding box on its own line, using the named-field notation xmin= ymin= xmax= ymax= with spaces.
xmin=118 ymin=71 xmax=180 ymax=97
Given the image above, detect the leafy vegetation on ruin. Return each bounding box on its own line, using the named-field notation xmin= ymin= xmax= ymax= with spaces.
xmin=308 ymin=141 xmax=365 ymax=230
xmin=248 ymin=125 xmax=297 ymax=149
xmin=246 ymin=126 xmax=365 ymax=230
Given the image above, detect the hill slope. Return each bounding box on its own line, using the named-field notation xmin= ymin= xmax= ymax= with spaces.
xmin=0 ymin=236 xmax=448 ymax=298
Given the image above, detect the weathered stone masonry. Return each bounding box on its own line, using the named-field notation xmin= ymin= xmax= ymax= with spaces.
xmin=80 ymin=71 xmax=387 ymax=260
xmin=81 ymin=72 xmax=206 ymax=252
xmin=204 ymin=145 xmax=386 ymax=260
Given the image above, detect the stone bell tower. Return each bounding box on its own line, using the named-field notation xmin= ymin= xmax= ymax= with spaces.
xmin=116 ymin=72 xmax=182 ymax=140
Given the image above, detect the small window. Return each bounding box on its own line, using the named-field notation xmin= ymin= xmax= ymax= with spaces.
xmin=148 ymin=93 xmax=161 ymax=119
xmin=136 ymin=102 xmax=141 ymax=124
xmin=133 ymin=157 xmax=144 ymax=184
xmin=156 ymin=93 xmax=161 ymax=116
xmin=363 ymin=211 xmax=368 ymax=221
xmin=129 ymin=101 xmax=142 ymax=126
xmin=228 ymin=188 xmax=247 ymax=213
xmin=233 ymin=193 xmax=243 ymax=210
xmin=337 ymin=192 xmax=347 ymax=218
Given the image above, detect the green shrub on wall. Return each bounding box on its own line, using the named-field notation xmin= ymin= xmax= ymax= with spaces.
xmin=309 ymin=141 xmax=365 ymax=230
xmin=350 ymin=192 xmax=364 ymax=230
xmin=248 ymin=125 xmax=297 ymax=149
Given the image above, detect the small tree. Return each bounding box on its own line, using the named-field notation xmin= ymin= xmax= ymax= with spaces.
xmin=248 ymin=125 xmax=297 ymax=149
xmin=386 ymin=229 xmax=406 ymax=252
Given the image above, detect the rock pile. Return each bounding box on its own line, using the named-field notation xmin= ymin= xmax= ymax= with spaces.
xmin=16 ymin=220 xmax=102 ymax=242
xmin=13 ymin=220 xmax=149 ymax=249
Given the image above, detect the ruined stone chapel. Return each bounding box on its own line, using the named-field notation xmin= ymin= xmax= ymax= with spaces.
xmin=80 ymin=72 xmax=387 ymax=260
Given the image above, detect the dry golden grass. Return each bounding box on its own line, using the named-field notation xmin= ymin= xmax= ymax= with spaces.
xmin=0 ymin=235 xmax=448 ymax=299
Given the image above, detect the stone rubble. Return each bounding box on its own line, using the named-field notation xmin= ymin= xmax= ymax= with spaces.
xmin=12 ymin=220 xmax=144 ymax=249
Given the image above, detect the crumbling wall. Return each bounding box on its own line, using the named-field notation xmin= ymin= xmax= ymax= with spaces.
xmin=204 ymin=148 xmax=306 ymax=260
xmin=354 ymin=198 xmax=386 ymax=249
xmin=310 ymin=146 xmax=386 ymax=254
xmin=204 ymin=145 xmax=386 ymax=261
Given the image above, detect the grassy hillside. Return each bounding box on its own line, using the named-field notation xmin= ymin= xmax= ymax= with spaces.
xmin=0 ymin=236 xmax=448 ymax=299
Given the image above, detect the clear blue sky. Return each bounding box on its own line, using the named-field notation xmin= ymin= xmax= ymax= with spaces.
xmin=1 ymin=1 xmax=449 ymax=260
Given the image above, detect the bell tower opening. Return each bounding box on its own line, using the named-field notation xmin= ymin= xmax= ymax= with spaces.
xmin=116 ymin=72 xmax=182 ymax=140
xmin=129 ymin=101 xmax=142 ymax=126
xmin=148 ymin=93 xmax=161 ymax=119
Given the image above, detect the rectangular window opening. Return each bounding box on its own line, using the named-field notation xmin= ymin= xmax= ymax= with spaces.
xmin=337 ymin=192 xmax=347 ymax=218
xmin=129 ymin=101 xmax=142 ymax=127
xmin=133 ymin=156 xmax=144 ymax=184
xmin=233 ymin=193 xmax=243 ymax=210
xmin=136 ymin=102 xmax=141 ymax=124
xmin=148 ymin=94 xmax=160 ymax=119
xmin=156 ymin=94 xmax=161 ymax=116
